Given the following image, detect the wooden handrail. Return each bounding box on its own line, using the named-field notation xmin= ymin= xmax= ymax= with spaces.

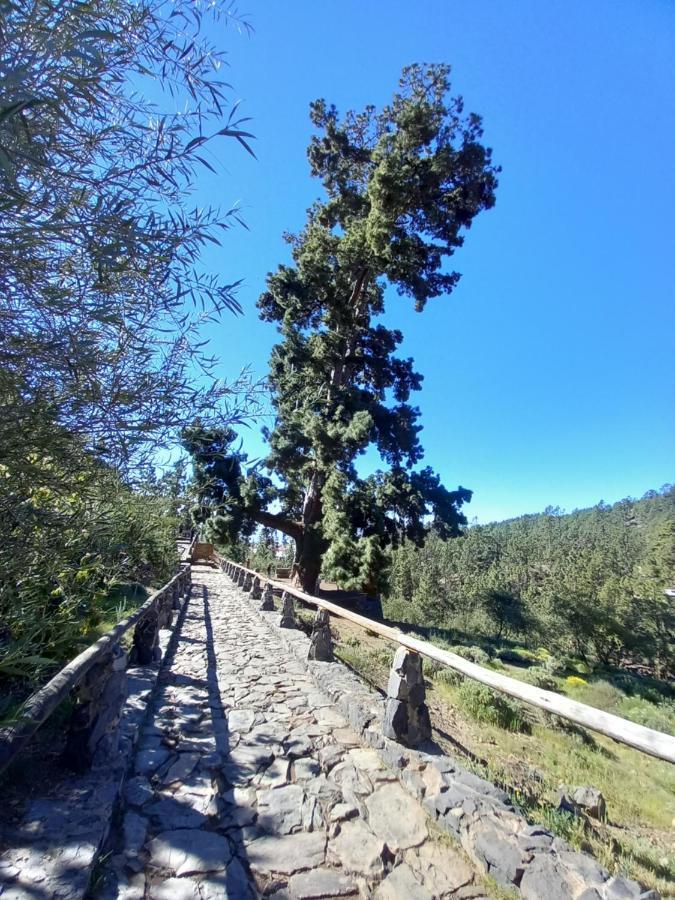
xmin=0 ymin=565 xmax=190 ymax=775
xmin=218 ymin=555 xmax=675 ymax=765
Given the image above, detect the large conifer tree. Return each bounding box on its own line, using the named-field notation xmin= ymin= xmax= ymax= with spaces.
xmin=198 ymin=64 xmax=499 ymax=593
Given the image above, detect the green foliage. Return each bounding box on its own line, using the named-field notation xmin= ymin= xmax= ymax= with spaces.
xmin=1 ymin=0 xmax=257 ymax=477
xmin=455 ymin=681 xmax=530 ymax=733
xmin=0 ymin=449 xmax=178 ymax=693
xmin=450 ymin=645 xmax=491 ymax=665
xmin=387 ymin=487 xmax=675 ymax=674
xmin=199 ymin=64 xmax=498 ymax=591
xmin=523 ymin=667 xmax=559 ymax=691
xmin=0 ymin=0 xmax=257 ymax=697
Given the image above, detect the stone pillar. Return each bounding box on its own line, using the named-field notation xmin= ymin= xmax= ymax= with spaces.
xmin=279 ymin=591 xmax=296 ymax=628
xmin=382 ymin=647 xmax=431 ymax=747
xmin=250 ymin=576 xmax=262 ymax=601
xmin=237 ymin=568 xmax=246 ymax=588
xmin=132 ymin=603 xmax=160 ymax=665
xmin=308 ymin=609 xmax=334 ymax=661
xmin=63 ymin=644 xmax=128 ymax=772
xmin=242 ymin=571 xmax=253 ymax=593
xmin=172 ymin=581 xmax=180 ymax=611
xmin=260 ymin=582 xmax=275 ymax=611
xmin=158 ymin=588 xmax=173 ymax=630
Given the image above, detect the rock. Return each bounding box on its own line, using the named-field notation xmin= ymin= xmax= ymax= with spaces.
xmin=375 ymin=863 xmax=433 ymax=899
xmin=198 ymin=858 xmax=254 ymax=899
xmin=294 ymin=757 xmax=321 ymax=780
xmin=258 ymin=757 xmax=291 ymax=787
xmin=280 ymin=592 xmax=296 ymax=629
xmin=149 ymin=878 xmax=201 ymax=899
xmin=135 ymin=747 xmax=171 ymax=775
xmin=308 ymin=610 xmax=334 ymax=662
xmin=287 ymin=868 xmax=358 ymax=898
xmin=162 ymin=752 xmax=201 ymax=785
xmin=472 ymin=828 xmax=526 ymax=887
xmin=329 ymin=820 xmax=386 ymax=877
xmin=365 ymin=783 xmax=428 ymax=851
xmin=601 ymin=876 xmax=654 ymax=899
xmin=520 ymin=856 xmax=578 ymax=900
xmin=329 ymin=803 xmax=358 ymax=823
xmin=123 ymin=811 xmax=148 ymax=859
xmin=147 ymin=796 xmax=209 ymax=830
xmin=572 ymin=786 xmax=607 ymax=822
xmin=247 ymin=832 xmax=326 ymax=874
xmin=405 ymin=841 xmax=475 ymax=895
xmin=146 ymin=829 xmax=232 ymax=876
xmin=124 ymin=776 xmax=154 ymax=808
xmin=227 ymin=709 xmax=256 ymax=733
xmin=257 ymin=784 xmax=305 ymax=834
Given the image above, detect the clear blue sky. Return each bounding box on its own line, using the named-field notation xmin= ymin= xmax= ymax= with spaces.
xmin=188 ymin=0 xmax=674 ymax=524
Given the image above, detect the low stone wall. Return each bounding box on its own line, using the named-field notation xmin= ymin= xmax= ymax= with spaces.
xmin=250 ymin=598 xmax=658 ymax=900
xmin=0 ymin=591 xmax=192 ymax=899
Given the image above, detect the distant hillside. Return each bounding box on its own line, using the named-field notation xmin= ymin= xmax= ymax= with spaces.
xmin=387 ymin=485 xmax=674 ymax=674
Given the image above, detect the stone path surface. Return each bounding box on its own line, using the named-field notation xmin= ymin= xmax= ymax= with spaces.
xmin=96 ymin=565 xmax=483 ymax=899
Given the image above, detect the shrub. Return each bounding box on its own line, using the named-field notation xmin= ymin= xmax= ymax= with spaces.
xmin=542 ymin=654 xmax=567 ymax=676
xmin=434 ymin=667 xmax=462 ymax=687
xmin=451 ymin=644 xmax=490 ymax=665
xmin=456 ymin=681 xmax=530 ymax=732
xmin=423 ymin=658 xmax=444 ymax=679
xmin=524 ymin=667 xmax=558 ymax=691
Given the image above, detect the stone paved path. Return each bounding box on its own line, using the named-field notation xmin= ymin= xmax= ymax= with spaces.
xmin=97 ymin=564 xmax=483 ymax=899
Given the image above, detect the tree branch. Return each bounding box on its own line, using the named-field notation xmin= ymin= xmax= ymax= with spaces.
xmin=251 ymin=509 xmax=303 ymax=542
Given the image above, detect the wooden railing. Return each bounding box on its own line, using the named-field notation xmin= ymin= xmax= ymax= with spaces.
xmin=217 ymin=555 xmax=675 ymax=765
xmin=0 ymin=563 xmax=192 ymax=776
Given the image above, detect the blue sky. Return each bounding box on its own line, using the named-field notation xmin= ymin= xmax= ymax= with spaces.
xmin=188 ymin=0 xmax=674 ymax=523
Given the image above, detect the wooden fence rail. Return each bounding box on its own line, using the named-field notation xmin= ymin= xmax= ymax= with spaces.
xmin=218 ymin=555 xmax=675 ymax=765
xmin=0 ymin=563 xmax=192 ymax=776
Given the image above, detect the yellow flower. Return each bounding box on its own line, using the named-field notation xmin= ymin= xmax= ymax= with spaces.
xmin=565 ymin=675 xmax=587 ymax=687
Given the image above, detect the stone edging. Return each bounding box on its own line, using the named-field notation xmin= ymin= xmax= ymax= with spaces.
xmin=0 ymin=589 xmax=192 ymax=899
xmin=247 ymin=593 xmax=658 ymax=900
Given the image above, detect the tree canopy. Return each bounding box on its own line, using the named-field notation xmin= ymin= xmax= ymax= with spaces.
xmin=189 ymin=64 xmax=499 ymax=592
xmin=0 ymin=0 xmax=254 ymax=693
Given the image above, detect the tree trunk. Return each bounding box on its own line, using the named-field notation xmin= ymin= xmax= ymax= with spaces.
xmin=292 ymin=536 xmax=323 ymax=594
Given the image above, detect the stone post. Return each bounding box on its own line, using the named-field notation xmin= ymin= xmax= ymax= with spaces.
xmin=279 ymin=591 xmax=296 ymax=628
xmin=237 ymin=568 xmax=246 ymax=588
xmin=63 ymin=644 xmax=128 ymax=772
xmin=242 ymin=571 xmax=253 ymax=593
xmin=157 ymin=588 xmax=173 ymax=630
xmin=250 ymin=576 xmax=262 ymax=601
xmin=308 ymin=609 xmax=334 ymax=661
xmin=260 ymin=581 xmax=275 ymax=611
xmin=132 ymin=602 xmax=160 ymax=665
xmin=172 ymin=581 xmax=181 ymax=611
xmin=382 ymin=647 xmax=431 ymax=747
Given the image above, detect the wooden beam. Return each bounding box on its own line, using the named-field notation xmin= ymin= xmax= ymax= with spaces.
xmin=219 ymin=555 xmax=675 ymax=764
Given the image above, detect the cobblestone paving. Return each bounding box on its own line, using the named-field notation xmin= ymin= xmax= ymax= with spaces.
xmin=97 ymin=565 xmax=483 ymax=899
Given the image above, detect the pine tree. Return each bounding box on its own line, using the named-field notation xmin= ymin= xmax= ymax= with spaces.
xmin=192 ymin=65 xmax=499 ymax=593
